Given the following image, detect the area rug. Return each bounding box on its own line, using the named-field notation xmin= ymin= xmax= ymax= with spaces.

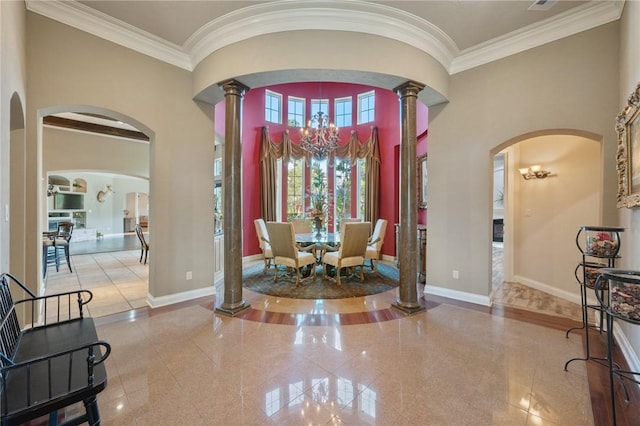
xmin=243 ymin=262 xmax=399 ymax=299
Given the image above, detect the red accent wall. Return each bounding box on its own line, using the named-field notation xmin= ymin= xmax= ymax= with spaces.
xmin=417 ymin=102 xmax=429 ymax=226
xmin=237 ymin=82 xmax=427 ymax=258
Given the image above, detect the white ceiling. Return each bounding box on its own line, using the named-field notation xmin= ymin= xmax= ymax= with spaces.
xmin=27 ymin=0 xmax=624 ymax=74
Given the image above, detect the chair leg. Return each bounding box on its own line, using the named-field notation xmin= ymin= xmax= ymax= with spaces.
xmin=139 ymin=248 xmax=143 ymax=263
xmin=83 ymin=395 xmax=101 ymax=426
xmin=359 ymin=265 xmax=364 ymax=282
xmin=295 ymin=268 xmax=301 ymax=286
xmin=336 ymin=266 xmax=342 ymax=286
xmin=274 ymin=265 xmax=279 ymax=282
xmin=143 ymin=248 xmax=148 ymax=264
xmin=55 ymin=246 xmax=60 ymax=272
xmin=65 ymin=246 xmax=72 ymax=272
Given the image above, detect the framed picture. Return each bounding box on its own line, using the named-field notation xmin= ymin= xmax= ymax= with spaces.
xmin=418 ymin=153 xmax=428 ymax=209
xmin=616 ymin=83 xmax=640 ymax=208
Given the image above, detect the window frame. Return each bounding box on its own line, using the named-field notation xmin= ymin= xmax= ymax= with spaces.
xmin=265 ymin=90 xmax=282 ymax=124
xmin=357 ymin=90 xmax=375 ymax=124
xmin=334 ymin=96 xmax=352 ymax=128
xmin=287 ymin=96 xmax=305 ymax=128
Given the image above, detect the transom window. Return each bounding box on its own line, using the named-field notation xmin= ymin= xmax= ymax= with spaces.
xmin=265 ymin=90 xmax=282 ymax=124
xmin=288 ymin=96 xmax=305 ymax=128
xmin=310 ymin=99 xmax=329 ymax=125
xmin=334 ymin=97 xmax=352 ymax=128
xmin=357 ymin=91 xmax=375 ymax=124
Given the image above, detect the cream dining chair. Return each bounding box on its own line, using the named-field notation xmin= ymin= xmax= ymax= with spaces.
xmin=322 ymin=222 xmax=371 ymax=286
xmin=266 ymin=222 xmax=317 ymax=286
xmin=365 ymin=218 xmax=388 ymax=274
xmin=291 ymin=218 xmax=312 ymax=234
xmin=254 ymin=219 xmax=273 ymax=274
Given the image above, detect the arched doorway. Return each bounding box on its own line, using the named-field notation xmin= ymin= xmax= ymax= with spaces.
xmin=38 ymin=106 xmax=153 ymax=314
xmin=491 ymin=130 xmax=602 ymax=317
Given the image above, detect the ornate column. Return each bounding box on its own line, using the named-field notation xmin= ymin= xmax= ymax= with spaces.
xmin=392 ymin=81 xmax=426 ymax=315
xmin=215 ymin=79 xmax=251 ymax=317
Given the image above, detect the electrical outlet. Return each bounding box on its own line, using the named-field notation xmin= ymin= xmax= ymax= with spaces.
xmin=452 ymin=270 xmax=459 ymax=279
xmin=186 ymin=271 xmax=192 ymax=280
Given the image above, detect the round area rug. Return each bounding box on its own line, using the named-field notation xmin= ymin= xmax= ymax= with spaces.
xmin=243 ymin=262 xmax=399 ymax=299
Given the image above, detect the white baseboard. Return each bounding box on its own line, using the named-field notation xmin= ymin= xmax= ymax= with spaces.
xmin=243 ymin=254 xmax=264 ymax=263
xmin=512 ymin=275 xmax=581 ymax=305
xmin=147 ymin=285 xmax=215 ymax=308
xmin=381 ymin=254 xmax=395 ymax=263
xmin=424 ymin=285 xmax=492 ymax=307
xmin=594 ymin=311 xmax=640 ymax=388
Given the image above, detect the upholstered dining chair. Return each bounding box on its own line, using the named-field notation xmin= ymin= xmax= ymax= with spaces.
xmin=338 ymin=217 xmax=362 ymax=236
xmin=53 ymin=221 xmax=74 ymax=273
xmin=365 ymin=218 xmax=388 ymax=274
xmin=322 ymin=222 xmax=371 ymax=286
xmin=291 ymin=218 xmax=312 ymax=234
xmin=254 ymin=218 xmax=273 ymax=273
xmin=266 ymin=222 xmax=317 ymax=286
xmin=135 ymin=224 xmax=150 ymax=264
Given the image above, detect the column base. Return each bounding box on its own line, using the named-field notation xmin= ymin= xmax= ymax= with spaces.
xmin=215 ymin=302 xmax=251 ymax=317
xmin=391 ymin=301 xmax=426 ymax=316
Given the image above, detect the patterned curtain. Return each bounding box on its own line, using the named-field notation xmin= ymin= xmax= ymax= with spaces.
xmin=259 ymin=126 xmax=380 ymax=223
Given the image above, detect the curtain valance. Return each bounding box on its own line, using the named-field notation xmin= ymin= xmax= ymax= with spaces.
xmin=259 ymin=126 xmax=380 ymax=225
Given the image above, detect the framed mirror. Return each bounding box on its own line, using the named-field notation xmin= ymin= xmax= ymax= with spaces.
xmin=418 ymin=153 xmax=428 ymax=209
xmin=616 ymin=83 xmax=640 ymax=208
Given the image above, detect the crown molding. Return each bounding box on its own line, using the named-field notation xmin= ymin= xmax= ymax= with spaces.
xmin=26 ymin=0 xmax=192 ymax=70
xmin=185 ymin=0 xmax=458 ymax=71
xmin=27 ymin=0 xmax=625 ymax=77
xmin=450 ymin=0 xmax=625 ymax=74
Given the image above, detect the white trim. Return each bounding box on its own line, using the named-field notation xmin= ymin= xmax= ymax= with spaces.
xmin=450 ymin=0 xmax=624 ymax=74
xmin=612 ymin=320 xmax=640 ymax=387
xmin=357 ymin=91 xmax=375 ymax=125
xmin=287 ymin=96 xmax=306 ymax=129
xmin=185 ymin=1 xmax=457 ymax=70
xmin=265 ymin=90 xmax=283 ymax=125
xmin=243 ymin=254 xmax=264 ymax=263
xmin=424 ymin=285 xmax=492 ymax=307
xmin=513 ymin=275 xmax=581 ymax=306
xmin=593 ymin=311 xmax=640 ymax=389
xmin=381 ymin=254 xmax=395 ymax=263
xmin=146 ymin=286 xmax=215 ymax=308
xmin=26 ymin=0 xmax=623 ymax=77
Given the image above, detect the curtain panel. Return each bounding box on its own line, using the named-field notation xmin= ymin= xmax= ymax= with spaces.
xmin=259 ymin=126 xmax=380 ymax=224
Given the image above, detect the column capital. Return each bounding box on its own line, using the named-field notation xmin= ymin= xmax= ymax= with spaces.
xmin=393 ymin=81 xmax=425 ymax=98
xmin=218 ymin=79 xmax=250 ymax=97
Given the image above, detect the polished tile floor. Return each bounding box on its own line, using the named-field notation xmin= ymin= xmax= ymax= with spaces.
xmin=41 ymin=248 xmax=601 ymax=425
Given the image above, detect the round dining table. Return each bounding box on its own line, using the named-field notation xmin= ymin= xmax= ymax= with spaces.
xmin=296 ymin=232 xmax=340 ymax=264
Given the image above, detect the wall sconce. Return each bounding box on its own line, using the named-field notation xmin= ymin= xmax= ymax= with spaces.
xmin=519 ymin=165 xmax=551 ymax=180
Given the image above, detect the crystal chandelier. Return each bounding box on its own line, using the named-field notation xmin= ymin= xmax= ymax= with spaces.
xmin=300 ymin=111 xmax=340 ymax=159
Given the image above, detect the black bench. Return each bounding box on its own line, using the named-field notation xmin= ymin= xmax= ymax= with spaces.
xmin=0 ymin=273 xmax=111 ymax=426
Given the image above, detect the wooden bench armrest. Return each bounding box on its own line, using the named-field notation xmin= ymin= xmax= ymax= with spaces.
xmin=1 ymin=340 xmax=111 ymax=369
xmin=14 ymin=290 xmax=94 ymax=327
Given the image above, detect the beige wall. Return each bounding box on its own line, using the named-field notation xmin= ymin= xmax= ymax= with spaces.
xmin=26 ymin=13 xmax=215 ymax=299
xmin=427 ymin=22 xmax=620 ymax=301
xmin=1 ymin=1 xmax=27 ymax=275
xmin=617 ymin=0 xmax=640 ymax=371
xmin=43 ymin=127 xmax=149 ymax=178
xmin=513 ymin=135 xmax=600 ymax=298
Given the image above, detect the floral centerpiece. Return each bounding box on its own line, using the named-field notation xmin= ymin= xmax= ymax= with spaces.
xmin=306 ymin=169 xmax=332 ymax=236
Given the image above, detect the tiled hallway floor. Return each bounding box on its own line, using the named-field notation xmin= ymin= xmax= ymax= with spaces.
xmin=45 ymin=250 xmax=148 ymax=318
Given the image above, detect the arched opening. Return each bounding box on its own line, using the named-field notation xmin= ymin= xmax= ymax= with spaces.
xmin=38 ymin=105 xmax=153 ymax=314
xmin=490 ymin=130 xmax=602 ymax=318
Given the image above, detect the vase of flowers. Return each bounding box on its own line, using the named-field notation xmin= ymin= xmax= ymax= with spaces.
xmin=307 ymin=166 xmax=332 ymax=238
